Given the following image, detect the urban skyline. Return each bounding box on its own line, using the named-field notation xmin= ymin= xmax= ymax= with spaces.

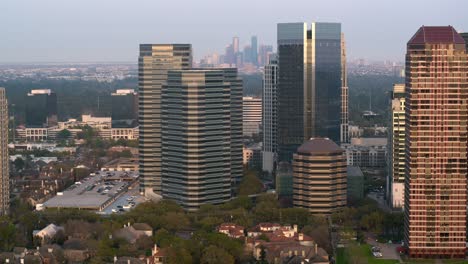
xmin=1 ymin=0 xmax=468 ymax=63
xmin=1 ymin=2 xmax=468 ymax=262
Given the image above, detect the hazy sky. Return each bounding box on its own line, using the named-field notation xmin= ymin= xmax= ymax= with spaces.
xmin=1 ymin=0 xmax=467 ymax=63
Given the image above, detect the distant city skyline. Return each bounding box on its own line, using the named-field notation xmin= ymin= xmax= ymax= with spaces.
xmin=1 ymin=0 xmax=467 ymax=63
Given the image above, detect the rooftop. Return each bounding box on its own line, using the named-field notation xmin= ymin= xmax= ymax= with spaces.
xmin=43 ymin=171 xmax=138 ymax=210
xmin=297 ymin=138 xmax=343 ymax=154
xmin=347 ymin=166 xmax=364 ymax=177
xmin=408 ymin=26 xmax=465 ymax=45
xmin=29 ymin=89 xmax=53 ymax=95
xmin=350 ymin=137 xmax=387 ymax=147
xmin=112 ymin=89 xmax=136 ymax=95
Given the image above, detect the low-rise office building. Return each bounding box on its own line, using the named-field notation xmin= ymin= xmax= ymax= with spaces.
xmin=342 ymin=138 xmax=387 ymax=168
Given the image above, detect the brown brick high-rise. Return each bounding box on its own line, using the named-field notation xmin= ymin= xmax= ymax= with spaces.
xmin=404 ymin=26 xmax=468 ymax=258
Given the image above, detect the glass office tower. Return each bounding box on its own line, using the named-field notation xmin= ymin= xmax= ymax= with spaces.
xmin=262 ymin=56 xmax=278 ymax=174
xmin=25 ymin=89 xmax=57 ymax=128
xmin=277 ymin=22 xmax=344 ymax=162
xmin=111 ymin=89 xmax=138 ymax=128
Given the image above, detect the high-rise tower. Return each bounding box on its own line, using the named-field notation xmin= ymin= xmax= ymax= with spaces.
xmin=161 ymin=69 xmax=241 ymax=211
xmin=242 ymin=96 xmax=262 ymax=137
xmin=277 ymin=22 xmax=344 ymax=162
xmin=251 ymin=36 xmax=258 ymax=66
xmin=0 ymin=88 xmax=9 ymax=216
xmin=111 ymin=89 xmax=138 ymax=128
xmin=460 ymin=33 xmax=468 ymax=51
xmin=25 ymin=89 xmax=57 ymax=128
xmin=340 ymin=33 xmax=349 ymax=144
xmin=233 ymin=36 xmax=239 ymax=54
xmin=388 ymin=84 xmax=405 ymax=209
xmin=262 ymin=56 xmax=278 ymax=174
xmin=404 ymin=26 xmax=468 ymax=258
xmin=138 ymin=44 xmax=192 ymax=196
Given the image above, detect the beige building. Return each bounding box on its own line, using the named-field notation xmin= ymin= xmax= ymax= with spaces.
xmin=161 ymin=69 xmax=242 ymax=211
xmin=388 ymin=84 xmax=405 ymax=209
xmin=243 ymin=96 xmax=262 ymax=137
xmin=0 ymin=88 xmax=8 ymax=215
xmin=404 ymin=26 xmax=468 ymax=258
xmin=293 ymin=138 xmax=346 ymax=214
xmin=138 ymin=44 xmax=192 ymax=196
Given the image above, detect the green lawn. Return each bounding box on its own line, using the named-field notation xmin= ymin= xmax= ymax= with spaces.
xmin=403 ymin=261 xmax=468 ymax=264
xmin=336 ymin=244 xmax=399 ymax=264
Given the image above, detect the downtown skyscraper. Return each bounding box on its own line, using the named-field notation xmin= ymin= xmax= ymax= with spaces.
xmin=251 ymin=36 xmax=258 ymax=65
xmin=138 ymin=44 xmax=192 ymax=196
xmin=0 ymin=88 xmax=9 ymax=216
xmin=277 ymin=22 xmax=347 ymax=161
xmin=404 ymin=26 xmax=468 ymax=258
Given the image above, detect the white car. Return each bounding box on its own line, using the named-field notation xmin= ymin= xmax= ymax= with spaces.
xmin=372 ymin=252 xmax=382 ymax=258
xmin=111 ymin=208 xmax=118 ymax=213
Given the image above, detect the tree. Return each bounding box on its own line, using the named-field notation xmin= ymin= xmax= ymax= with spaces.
xmin=197 ymin=216 xmax=224 ymax=232
xmin=160 ymin=212 xmax=190 ymax=232
xmin=166 ymin=246 xmax=193 ymax=264
xmin=280 ymin=208 xmax=312 ymax=227
xmin=0 ymin=219 xmax=16 ymax=251
xmin=360 ymin=211 xmax=384 ymax=235
xmin=238 ymin=170 xmax=263 ymax=196
xmin=13 ymin=157 xmax=25 ymax=171
xmin=135 ymin=235 xmax=153 ymax=251
xmin=302 ymin=225 xmax=331 ymax=253
xmin=258 ymin=245 xmax=267 ymax=264
xmin=201 ymin=245 xmax=235 ymax=264
xmin=57 ymin=129 xmax=71 ymax=140
xmin=119 ymin=150 xmax=133 ymax=158
xmin=93 ymin=237 xmax=116 ymax=263
xmin=253 ymin=194 xmax=279 ymax=223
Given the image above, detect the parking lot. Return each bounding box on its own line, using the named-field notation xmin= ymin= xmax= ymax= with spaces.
xmin=101 ymin=188 xmax=148 ymax=215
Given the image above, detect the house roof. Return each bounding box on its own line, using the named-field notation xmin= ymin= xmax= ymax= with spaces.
xmin=37 ymin=223 xmax=63 ymax=237
xmin=132 ymin=223 xmax=152 ymax=231
xmin=408 ymin=26 xmax=465 ymax=44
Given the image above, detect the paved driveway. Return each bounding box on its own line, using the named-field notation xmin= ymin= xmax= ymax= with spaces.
xmin=367 ymin=235 xmax=401 ymax=262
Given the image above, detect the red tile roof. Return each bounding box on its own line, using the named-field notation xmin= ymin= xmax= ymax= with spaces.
xmin=408 ymin=26 xmax=465 ymax=44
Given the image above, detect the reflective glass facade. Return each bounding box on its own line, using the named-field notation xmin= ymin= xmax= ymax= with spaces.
xmin=25 ymin=90 xmax=57 ymax=128
xmin=111 ymin=89 xmax=138 ymax=128
xmin=262 ymin=56 xmax=278 ymax=174
xmin=277 ymin=22 xmax=345 ymax=162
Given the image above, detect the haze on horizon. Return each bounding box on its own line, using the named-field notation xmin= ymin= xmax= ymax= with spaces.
xmin=0 ymin=0 xmax=467 ymax=63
